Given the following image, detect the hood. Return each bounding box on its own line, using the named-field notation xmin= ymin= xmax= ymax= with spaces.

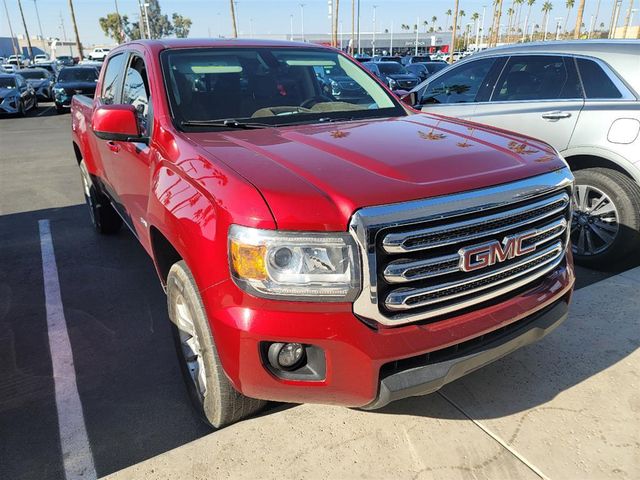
xmin=55 ymin=81 xmax=96 ymax=90
xmin=0 ymin=87 xmax=19 ymax=97
xmin=26 ymin=79 xmax=50 ymax=87
xmin=185 ymin=114 xmax=566 ymax=231
xmin=386 ymin=73 xmax=419 ymax=81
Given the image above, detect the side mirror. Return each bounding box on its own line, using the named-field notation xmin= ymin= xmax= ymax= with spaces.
xmin=400 ymin=91 xmax=419 ymax=107
xmin=92 ymin=104 xmax=146 ymax=143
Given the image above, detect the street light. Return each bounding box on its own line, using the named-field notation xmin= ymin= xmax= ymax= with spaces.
xmin=143 ymin=2 xmax=152 ymax=39
xmin=372 ymin=5 xmax=377 ymax=55
xmin=555 ymin=17 xmax=563 ymax=40
xmin=290 ymin=14 xmax=294 ymax=40
xmin=33 ymin=0 xmax=47 ymax=53
xmin=299 ymin=3 xmax=305 ymax=41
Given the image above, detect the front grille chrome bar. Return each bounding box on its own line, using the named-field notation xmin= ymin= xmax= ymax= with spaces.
xmin=385 ymin=241 xmax=564 ymax=311
xmin=382 ymin=192 xmax=569 ymax=254
xmin=383 ymin=218 xmax=567 ymax=284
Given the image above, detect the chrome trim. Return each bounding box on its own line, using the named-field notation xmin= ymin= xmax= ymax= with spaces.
xmin=349 ymin=168 xmax=574 ymax=326
xmin=384 ymin=217 xmax=567 ymax=284
xmin=382 ymin=192 xmax=569 ymax=253
xmin=385 ymin=241 xmax=564 ymax=311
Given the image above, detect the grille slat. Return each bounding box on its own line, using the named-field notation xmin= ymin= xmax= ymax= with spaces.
xmin=382 ymin=192 xmax=569 ymax=254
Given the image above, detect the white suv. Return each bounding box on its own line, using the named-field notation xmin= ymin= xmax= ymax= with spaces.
xmin=88 ymin=48 xmax=110 ymax=61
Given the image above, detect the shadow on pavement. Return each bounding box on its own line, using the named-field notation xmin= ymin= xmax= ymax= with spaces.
xmin=1 ymin=203 xmax=638 ymax=479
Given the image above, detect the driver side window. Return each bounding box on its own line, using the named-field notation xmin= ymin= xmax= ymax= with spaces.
xmin=420 ymin=57 xmax=497 ymax=105
xmin=122 ymin=55 xmax=151 ymax=136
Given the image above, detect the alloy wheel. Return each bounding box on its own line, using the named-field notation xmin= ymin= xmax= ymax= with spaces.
xmin=571 ymin=184 xmax=619 ymax=256
xmin=174 ymin=294 xmax=208 ymax=402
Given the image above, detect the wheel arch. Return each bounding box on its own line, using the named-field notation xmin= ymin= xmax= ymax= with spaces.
xmin=563 ymin=149 xmax=640 ymax=185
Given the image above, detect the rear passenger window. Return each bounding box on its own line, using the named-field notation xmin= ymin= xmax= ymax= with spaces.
xmin=492 ymin=55 xmax=582 ymax=102
xmin=576 ymin=58 xmax=623 ymax=99
xmin=420 ymin=57 xmax=497 ymax=105
xmin=100 ymin=53 xmax=126 ymax=104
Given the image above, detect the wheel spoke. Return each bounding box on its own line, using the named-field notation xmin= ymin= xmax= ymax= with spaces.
xmin=574 ymin=185 xmax=589 ymax=210
xmin=589 ymin=223 xmax=616 ymax=245
xmin=591 ymin=201 xmax=615 ymax=216
xmin=593 ymin=219 xmax=618 ymax=233
xmin=585 ymin=228 xmax=597 ymax=253
xmin=577 ymin=228 xmax=586 ymax=255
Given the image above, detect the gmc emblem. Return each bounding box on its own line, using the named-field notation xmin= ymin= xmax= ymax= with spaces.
xmin=459 ymin=231 xmax=538 ymax=272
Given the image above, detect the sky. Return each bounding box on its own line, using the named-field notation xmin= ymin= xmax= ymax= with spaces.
xmin=0 ymin=0 xmax=630 ymax=47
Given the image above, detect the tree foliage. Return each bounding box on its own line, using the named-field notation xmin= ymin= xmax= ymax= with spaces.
xmin=99 ymin=0 xmax=191 ymax=41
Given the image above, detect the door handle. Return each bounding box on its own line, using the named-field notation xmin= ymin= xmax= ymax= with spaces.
xmin=541 ymin=111 xmax=572 ymax=120
xmin=107 ymin=141 xmax=120 ymax=153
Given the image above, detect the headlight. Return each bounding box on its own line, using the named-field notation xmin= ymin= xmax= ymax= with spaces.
xmin=228 ymin=225 xmax=361 ymax=302
xmin=54 ymin=87 xmax=66 ymax=94
xmin=388 ymin=78 xmax=397 ymax=89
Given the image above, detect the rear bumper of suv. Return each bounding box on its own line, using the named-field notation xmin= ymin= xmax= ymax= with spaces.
xmin=201 ymin=259 xmax=574 ymax=408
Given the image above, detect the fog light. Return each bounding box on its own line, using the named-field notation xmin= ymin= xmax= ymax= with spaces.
xmin=267 ymin=342 xmax=305 ymax=370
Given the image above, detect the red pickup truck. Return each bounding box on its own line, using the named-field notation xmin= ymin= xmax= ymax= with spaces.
xmin=71 ymin=39 xmax=575 ymax=428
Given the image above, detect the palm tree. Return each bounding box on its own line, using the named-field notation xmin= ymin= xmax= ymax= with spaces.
xmin=506 ymin=7 xmax=515 ymax=40
xmin=563 ymin=0 xmax=574 ymax=36
xmin=523 ymin=0 xmax=536 ymax=40
xmin=573 ymin=0 xmax=585 ymax=38
xmin=492 ymin=0 xmax=504 ymax=46
xmin=589 ymin=0 xmax=601 ymax=38
xmin=229 ymin=0 xmax=238 ymax=38
xmin=431 ymin=15 xmax=438 ymax=32
xmin=16 ymin=0 xmax=33 ymax=59
xmin=445 ymin=9 xmax=452 ymax=32
xmin=449 ymin=0 xmax=459 ymax=63
xmin=471 ymin=11 xmax=480 ymax=44
xmin=401 ymin=24 xmax=410 ymax=31
xmin=514 ymin=0 xmax=524 ymax=40
xmin=542 ymin=1 xmax=553 ymax=40
xmin=332 ymin=0 xmax=339 ymax=47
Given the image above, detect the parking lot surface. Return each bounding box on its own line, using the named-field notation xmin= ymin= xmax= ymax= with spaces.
xmin=1 ymin=105 xmax=639 ymax=479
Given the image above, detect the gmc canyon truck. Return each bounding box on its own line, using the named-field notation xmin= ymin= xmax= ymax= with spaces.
xmin=71 ymin=39 xmax=575 ymax=428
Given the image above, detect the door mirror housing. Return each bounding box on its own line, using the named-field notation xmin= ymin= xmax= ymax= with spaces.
xmin=92 ymin=104 xmax=147 ymax=143
xmin=400 ymin=91 xmax=419 ymax=107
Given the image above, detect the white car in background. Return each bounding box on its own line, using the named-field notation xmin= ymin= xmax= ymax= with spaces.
xmin=87 ymin=48 xmax=110 ymax=61
xmin=34 ymin=54 xmax=50 ymax=63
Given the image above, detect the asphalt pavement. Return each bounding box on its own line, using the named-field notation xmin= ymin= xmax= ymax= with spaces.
xmin=0 ymin=104 xmax=638 ymax=479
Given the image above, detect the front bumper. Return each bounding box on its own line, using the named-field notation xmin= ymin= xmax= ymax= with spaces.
xmin=363 ymin=298 xmax=568 ymax=409
xmin=201 ymin=259 xmax=574 ymax=408
xmin=0 ymin=97 xmax=20 ymax=114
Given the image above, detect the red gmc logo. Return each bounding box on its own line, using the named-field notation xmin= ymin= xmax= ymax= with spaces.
xmin=459 ymin=231 xmax=538 ymax=272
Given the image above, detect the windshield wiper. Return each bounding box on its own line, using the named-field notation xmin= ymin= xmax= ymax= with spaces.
xmin=180 ymin=119 xmax=270 ymax=129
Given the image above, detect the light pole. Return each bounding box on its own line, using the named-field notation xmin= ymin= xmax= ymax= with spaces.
xmin=114 ymin=0 xmax=124 ymax=42
xmin=67 ymin=0 xmax=83 ymax=60
xmin=290 ymin=14 xmax=294 ymax=40
xmin=389 ymin=21 xmax=393 ymax=55
xmin=414 ymin=16 xmax=419 ymax=55
xmin=33 ymin=0 xmax=46 ymax=52
xmin=356 ymin=0 xmax=361 ymax=54
xmin=372 ymin=5 xmax=377 ymax=55
xmin=478 ymin=5 xmax=486 ymax=49
xmin=234 ymin=1 xmax=240 ymax=35
xmin=143 ymin=2 xmax=152 ymax=39
xmin=17 ymin=0 xmax=34 ymax=60
xmin=555 ymin=17 xmax=563 ymax=40
xmin=2 ymin=0 xmax=20 ymax=58
xmin=299 ymin=3 xmax=305 ymax=41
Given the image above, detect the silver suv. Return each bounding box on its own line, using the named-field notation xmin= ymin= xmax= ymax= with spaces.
xmin=407 ymin=40 xmax=640 ymax=269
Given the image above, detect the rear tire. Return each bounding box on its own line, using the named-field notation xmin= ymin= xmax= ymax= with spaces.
xmin=16 ymin=100 xmax=25 ymax=117
xmin=572 ymin=168 xmax=640 ymax=269
xmin=167 ymin=261 xmax=266 ymax=429
xmin=79 ymin=160 xmax=122 ymax=234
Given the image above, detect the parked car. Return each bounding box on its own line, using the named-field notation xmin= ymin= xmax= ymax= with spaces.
xmin=8 ymin=54 xmax=29 ymax=67
xmin=0 ymin=73 xmax=37 ymax=115
xmin=314 ymin=64 xmax=369 ymax=103
xmin=34 ymin=54 xmax=50 ymax=63
xmin=353 ymin=54 xmax=372 ymax=63
xmin=362 ymin=61 xmax=420 ymax=91
xmin=71 ymin=39 xmax=574 ymax=428
xmin=17 ymin=68 xmax=53 ymax=100
xmin=53 ymin=66 xmax=99 ymax=113
xmin=87 ymin=47 xmax=111 ymax=61
xmin=401 ymin=55 xmax=432 ymax=65
xmin=405 ymin=61 xmax=449 ymax=81
xmin=29 ymin=61 xmax=59 ymax=77
xmin=372 ymin=55 xmax=402 ymax=63
xmin=55 ymin=55 xmax=75 ymax=67
xmin=78 ymin=59 xmax=105 ymax=71
xmin=405 ymin=40 xmax=640 ymax=268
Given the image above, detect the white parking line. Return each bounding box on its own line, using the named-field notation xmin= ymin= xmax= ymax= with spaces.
xmin=39 ymin=220 xmax=97 ymax=480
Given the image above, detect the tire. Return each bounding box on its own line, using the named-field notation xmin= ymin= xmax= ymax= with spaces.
xmin=16 ymin=100 xmax=25 ymax=117
xmin=572 ymin=168 xmax=640 ymax=269
xmin=167 ymin=261 xmax=266 ymax=429
xmin=79 ymin=160 xmax=122 ymax=234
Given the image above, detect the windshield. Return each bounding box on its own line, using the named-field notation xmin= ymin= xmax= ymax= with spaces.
xmin=377 ymin=63 xmax=407 ymax=75
xmin=161 ymin=47 xmax=404 ymax=127
xmin=0 ymin=78 xmax=16 ymax=88
xmin=19 ymin=70 xmax=49 ymax=79
xmin=58 ymin=68 xmax=98 ymax=82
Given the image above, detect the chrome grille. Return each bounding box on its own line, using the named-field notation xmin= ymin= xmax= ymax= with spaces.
xmin=349 ymin=169 xmax=574 ymax=326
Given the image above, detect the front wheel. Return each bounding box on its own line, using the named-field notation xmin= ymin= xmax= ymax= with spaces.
xmin=167 ymin=261 xmax=266 ymax=429
xmin=571 ymin=168 xmax=640 ymax=269
xmin=79 ymin=160 xmax=122 ymax=234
